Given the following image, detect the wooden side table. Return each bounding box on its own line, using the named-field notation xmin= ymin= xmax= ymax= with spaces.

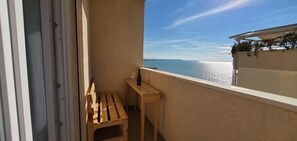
xmin=125 ymin=78 xmax=161 ymax=141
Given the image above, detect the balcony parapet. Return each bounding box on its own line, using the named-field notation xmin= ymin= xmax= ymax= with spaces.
xmin=140 ymin=67 xmax=297 ymax=112
xmin=140 ymin=67 xmax=297 ymax=141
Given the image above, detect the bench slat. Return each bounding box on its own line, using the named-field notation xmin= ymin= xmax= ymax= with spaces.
xmin=87 ymin=95 xmax=93 ymax=117
xmin=89 ymin=82 xmax=95 ymax=94
xmin=102 ymin=136 xmax=123 ymax=141
xmin=92 ymin=92 xmax=96 ymax=105
xmin=100 ymin=93 xmax=108 ymax=123
xmin=87 ymin=79 xmax=128 ymax=141
xmin=91 ymin=92 xmax=98 ymax=113
xmin=106 ymin=93 xmax=118 ymax=121
xmin=112 ymin=93 xmax=128 ymax=120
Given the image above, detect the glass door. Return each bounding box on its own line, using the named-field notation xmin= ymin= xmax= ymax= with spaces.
xmin=23 ymin=0 xmax=59 ymax=140
xmin=23 ymin=0 xmax=48 ymax=139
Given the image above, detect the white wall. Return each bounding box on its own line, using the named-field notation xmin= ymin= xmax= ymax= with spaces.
xmin=141 ymin=68 xmax=297 ymax=141
xmin=237 ymin=68 xmax=297 ymax=99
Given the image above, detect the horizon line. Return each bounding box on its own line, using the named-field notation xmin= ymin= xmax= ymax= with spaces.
xmin=143 ymin=58 xmax=232 ymax=63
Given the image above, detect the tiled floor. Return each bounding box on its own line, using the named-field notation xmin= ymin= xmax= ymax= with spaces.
xmin=94 ymin=107 xmax=166 ymax=141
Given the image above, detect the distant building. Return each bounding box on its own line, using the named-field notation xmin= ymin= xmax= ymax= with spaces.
xmin=230 ymin=23 xmax=297 ymax=98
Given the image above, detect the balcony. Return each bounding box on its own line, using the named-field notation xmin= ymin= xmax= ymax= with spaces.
xmin=2 ymin=0 xmax=297 ymax=140
xmin=77 ymin=0 xmax=297 ymax=140
xmin=88 ymin=67 xmax=297 ymax=141
xmin=136 ymin=67 xmax=297 ymax=141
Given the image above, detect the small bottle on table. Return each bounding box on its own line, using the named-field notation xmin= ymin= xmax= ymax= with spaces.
xmin=137 ymin=69 xmax=141 ymax=85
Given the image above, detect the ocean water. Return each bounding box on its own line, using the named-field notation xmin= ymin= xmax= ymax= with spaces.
xmin=144 ymin=59 xmax=233 ymax=85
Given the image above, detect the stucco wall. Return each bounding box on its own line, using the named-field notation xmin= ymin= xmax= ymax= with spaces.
xmin=77 ymin=0 xmax=91 ymax=140
xmin=237 ymin=68 xmax=297 ymax=99
xmin=141 ymin=68 xmax=297 ymax=141
xmin=237 ymin=49 xmax=297 ymax=71
xmin=90 ymin=0 xmax=144 ymax=102
xmin=235 ymin=49 xmax=297 ymax=98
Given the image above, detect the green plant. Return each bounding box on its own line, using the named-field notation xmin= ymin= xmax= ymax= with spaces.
xmin=262 ymin=39 xmax=275 ymax=50
xmin=232 ymin=41 xmax=252 ymax=52
xmin=279 ymin=32 xmax=297 ymax=49
xmin=231 ymin=32 xmax=297 ymax=56
xmin=231 ymin=41 xmax=253 ymax=57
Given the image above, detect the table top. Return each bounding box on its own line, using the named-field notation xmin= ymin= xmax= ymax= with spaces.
xmin=125 ymin=78 xmax=160 ymax=96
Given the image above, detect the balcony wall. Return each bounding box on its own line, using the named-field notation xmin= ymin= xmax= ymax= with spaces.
xmin=90 ymin=0 xmax=144 ymax=102
xmin=141 ymin=67 xmax=297 ymax=141
xmin=237 ymin=49 xmax=297 ymax=71
xmin=237 ymin=67 xmax=297 ymax=98
xmin=235 ymin=49 xmax=297 ymax=98
xmin=77 ymin=0 xmax=91 ymax=140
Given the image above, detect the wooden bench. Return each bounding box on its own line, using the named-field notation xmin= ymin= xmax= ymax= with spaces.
xmin=87 ymin=81 xmax=128 ymax=141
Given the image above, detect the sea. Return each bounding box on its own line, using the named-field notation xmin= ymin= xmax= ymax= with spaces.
xmin=144 ymin=59 xmax=233 ymax=85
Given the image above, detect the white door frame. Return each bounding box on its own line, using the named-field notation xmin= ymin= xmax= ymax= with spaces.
xmin=60 ymin=0 xmax=81 ymax=139
xmin=40 ymin=0 xmax=80 ymax=140
xmin=40 ymin=0 xmax=60 ymax=140
xmin=1 ymin=0 xmax=80 ymax=140
xmin=0 ymin=0 xmax=33 ymax=140
xmin=53 ymin=0 xmax=81 ymax=141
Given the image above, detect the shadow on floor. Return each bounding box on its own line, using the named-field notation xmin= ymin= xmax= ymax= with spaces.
xmin=94 ymin=107 xmax=165 ymax=141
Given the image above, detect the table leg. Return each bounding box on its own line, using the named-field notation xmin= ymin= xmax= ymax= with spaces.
xmin=141 ymin=101 xmax=145 ymax=141
xmin=134 ymin=94 xmax=138 ymax=110
xmin=125 ymin=83 xmax=128 ymax=111
xmin=154 ymin=101 xmax=160 ymax=141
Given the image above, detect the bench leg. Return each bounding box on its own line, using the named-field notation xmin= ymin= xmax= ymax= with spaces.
xmin=87 ymin=122 xmax=94 ymax=141
xmin=154 ymin=102 xmax=160 ymax=141
xmin=122 ymin=120 xmax=128 ymax=141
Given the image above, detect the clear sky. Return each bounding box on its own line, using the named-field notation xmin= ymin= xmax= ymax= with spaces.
xmin=143 ymin=0 xmax=297 ymax=62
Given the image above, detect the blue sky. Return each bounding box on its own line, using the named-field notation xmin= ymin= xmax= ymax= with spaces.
xmin=143 ymin=0 xmax=297 ymax=62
